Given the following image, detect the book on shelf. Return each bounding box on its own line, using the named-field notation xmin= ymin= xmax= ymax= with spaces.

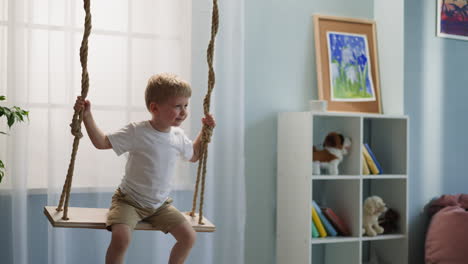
xmin=362 ymin=153 xmax=370 ymax=175
xmin=362 ymin=144 xmax=380 ymax=174
xmin=322 ymin=207 xmax=351 ymax=236
xmin=311 ymin=207 xmax=327 ymax=237
xmin=364 ymin=143 xmax=383 ymax=174
xmin=312 ymin=201 xmax=337 ymax=237
xmin=311 ymin=220 xmax=319 ymax=238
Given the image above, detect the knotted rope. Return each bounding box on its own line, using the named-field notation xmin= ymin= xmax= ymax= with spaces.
xmin=190 ymin=0 xmax=219 ymax=224
xmin=56 ymin=0 xmax=92 ymax=220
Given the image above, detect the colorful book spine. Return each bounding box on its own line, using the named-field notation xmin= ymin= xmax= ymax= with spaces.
xmin=362 ymin=144 xmax=380 ymax=174
xmin=311 ymin=207 xmax=327 ymax=237
xmin=364 ymin=143 xmax=383 ymax=174
xmin=322 ymin=207 xmax=351 ymax=236
xmin=312 ymin=201 xmax=337 ymax=236
xmin=311 ymin=221 xmax=319 ymax=238
xmin=362 ymin=153 xmax=370 ymax=175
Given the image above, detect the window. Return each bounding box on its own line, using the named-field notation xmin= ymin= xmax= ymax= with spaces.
xmin=0 ymin=0 xmax=193 ymax=190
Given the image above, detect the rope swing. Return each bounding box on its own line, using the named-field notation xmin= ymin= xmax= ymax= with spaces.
xmin=56 ymin=0 xmax=92 ymax=220
xmin=189 ymin=0 xmax=219 ymax=225
xmin=52 ymin=0 xmax=219 ymax=228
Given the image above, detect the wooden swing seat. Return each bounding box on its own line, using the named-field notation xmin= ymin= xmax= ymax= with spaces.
xmin=44 ymin=206 xmax=216 ymax=232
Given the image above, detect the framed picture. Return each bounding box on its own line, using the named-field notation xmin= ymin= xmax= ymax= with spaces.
xmin=314 ymin=15 xmax=381 ymax=113
xmin=437 ymin=0 xmax=468 ymax=40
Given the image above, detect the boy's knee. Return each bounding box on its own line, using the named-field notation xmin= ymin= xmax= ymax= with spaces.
xmin=113 ymin=235 xmax=131 ymax=249
xmin=179 ymin=226 xmax=196 ymax=248
xmin=171 ymin=222 xmax=197 ymax=247
xmin=110 ymin=224 xmax=132 ymax=251
xmin=185 ymin=229 xmax=196 ymax=247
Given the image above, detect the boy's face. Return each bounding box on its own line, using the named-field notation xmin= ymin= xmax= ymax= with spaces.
xmin=152 ymin=96 xmax=189 ymax=127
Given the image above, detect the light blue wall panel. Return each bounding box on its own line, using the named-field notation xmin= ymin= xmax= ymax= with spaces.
xmin=405 ymin=0 xmax=468 ymax=263
xmin=245 ymin=1 xmax=373 ymax=263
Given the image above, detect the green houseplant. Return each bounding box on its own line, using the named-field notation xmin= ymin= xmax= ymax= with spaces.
xmin=0 ymin=96 xmax=29 ymax=182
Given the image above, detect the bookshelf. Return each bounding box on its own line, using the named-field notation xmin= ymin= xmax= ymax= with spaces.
xmin=276 ymin=112 xmax=408 ymax=264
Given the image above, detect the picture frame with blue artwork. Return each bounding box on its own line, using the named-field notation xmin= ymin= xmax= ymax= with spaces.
xmin=314 ymin=15 xmax=382 ymax=113
xmin=437 ymin=0 xmax=468 ymax=41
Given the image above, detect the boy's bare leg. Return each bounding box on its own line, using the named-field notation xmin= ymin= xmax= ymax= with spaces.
xmin=106 ymin=224 xmax=132 ymax=264
xmin=168 ymin=221 xmax=197 ymax=264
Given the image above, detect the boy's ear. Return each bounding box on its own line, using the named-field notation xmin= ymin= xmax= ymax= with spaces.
xmin=149 ymin=102 xmax=159 ymax=113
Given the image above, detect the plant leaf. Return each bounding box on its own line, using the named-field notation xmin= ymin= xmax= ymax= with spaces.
xmin=0 ymin=96 xmax=5 ymax=101
xmin=7 ymin=113 xmax=15 ymax=127
xmin=2 ymin=107 xmax=10 ymax=116
xmin=0 ymin=103 xmax=29 ymax=131
xmin=0 ymin=160 xmax=4 ymax=183
xmin=14 ymin=111 xmax=24 ymax=122
xmin=0 ymin=131 xmax=6 ymax=135
xmin=11 ymin=107 xmax=29 ymax=123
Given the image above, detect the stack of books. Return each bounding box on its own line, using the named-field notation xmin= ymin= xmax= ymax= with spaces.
xmin=362 ymin=143 xmax=383 ymax=175
xmin=311 ymin=200 xmax=351 ymax=238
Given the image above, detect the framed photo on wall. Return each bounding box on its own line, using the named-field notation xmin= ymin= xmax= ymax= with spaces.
xmin=437 ymin=0 xmax=468 ymax=40
xmin=314 ymin=15 xmax=381 ymax=113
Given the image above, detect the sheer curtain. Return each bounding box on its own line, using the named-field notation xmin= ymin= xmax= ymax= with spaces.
xmin=0 ymin=0 xmax=245 ymax=263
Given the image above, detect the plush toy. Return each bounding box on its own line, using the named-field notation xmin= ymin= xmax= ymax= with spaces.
xmin=362 ymin=196 xmax=387 ymax=237
xmin=312 ymin=132 xmax=351 ymax=175
xmin=378 ymin=208 xmax=399 ymax=234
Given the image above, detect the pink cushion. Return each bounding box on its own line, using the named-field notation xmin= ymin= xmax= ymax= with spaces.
xmin=425 ymin=194 xmax=468 ymax=263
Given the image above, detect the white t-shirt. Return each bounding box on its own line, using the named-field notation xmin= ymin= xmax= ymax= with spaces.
xmin=107 ymin=121 xmax=193 ymax=208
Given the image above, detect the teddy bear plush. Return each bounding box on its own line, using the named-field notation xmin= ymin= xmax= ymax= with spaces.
xmin=362 ymin=196 xmax=387 ymax=237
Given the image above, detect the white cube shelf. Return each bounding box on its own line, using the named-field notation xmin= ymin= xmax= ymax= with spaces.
xmin=277 ymin=112 xmax=408 ymax=264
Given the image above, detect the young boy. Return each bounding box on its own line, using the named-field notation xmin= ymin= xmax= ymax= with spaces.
xmin=74 ymin=73 xmax=216 ymax=264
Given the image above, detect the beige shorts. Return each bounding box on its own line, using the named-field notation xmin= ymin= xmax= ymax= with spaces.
xmin=106 ymin=188 xmax=186 ymax=233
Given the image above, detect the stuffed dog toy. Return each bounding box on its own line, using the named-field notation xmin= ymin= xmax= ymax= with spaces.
xmin=379 ymin=208 xmax=399 ymax=234
xmin=363 ymin=196 xmax=387 ymax=237
xmin=313 ymin=132 xmax=351 ymax=175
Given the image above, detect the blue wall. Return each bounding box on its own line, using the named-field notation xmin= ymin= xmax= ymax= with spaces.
xmin=244 ymin=1 xmax=373 ymax=263
xmin=405 ymin=0 xmax=468 ymax=263
xmin=0 ymin=193 xmax=112 ymax=264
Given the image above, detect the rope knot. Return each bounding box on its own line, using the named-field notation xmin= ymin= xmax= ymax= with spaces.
xmin=70 ymin=117 xmax=83 ymax=139
xmin=201 ymin=125 xmax=213 ymax=143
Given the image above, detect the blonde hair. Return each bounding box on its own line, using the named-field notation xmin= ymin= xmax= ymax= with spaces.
xmin=144 ymin=73 xmax=192 ymax=110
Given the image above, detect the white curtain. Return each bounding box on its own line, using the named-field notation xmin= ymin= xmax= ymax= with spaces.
xmin=0 ymin=0 xmax=245 ymax=263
